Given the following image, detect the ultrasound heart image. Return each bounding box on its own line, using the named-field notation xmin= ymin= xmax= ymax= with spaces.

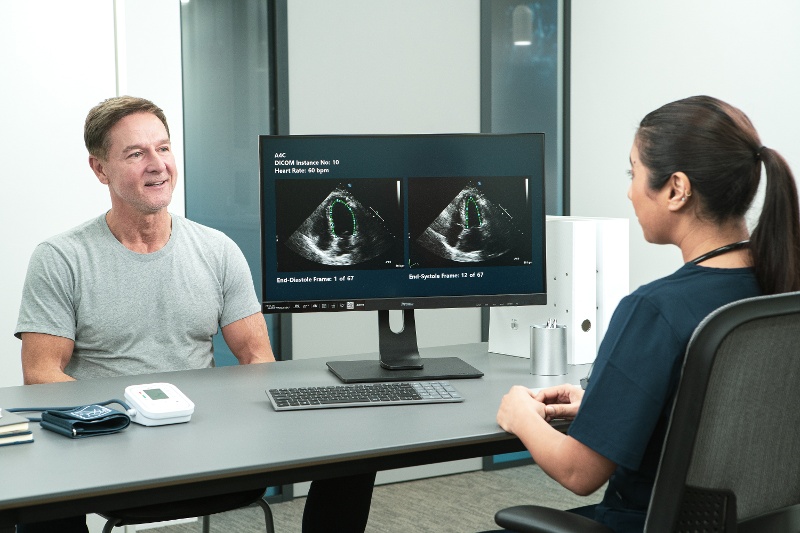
xmin=417 ymin=183 xmax=515 ymax=262
xmin=286 ymin=185 xmax=395 ymax=265
xmin=409 ymin=177 xmax=531 ymax=268
xmin=275 ymin=179 xmax=403 ymax=271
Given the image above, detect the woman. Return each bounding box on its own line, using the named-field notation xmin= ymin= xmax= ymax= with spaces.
xmin=493 ymin=95 xmax=800 ymax=532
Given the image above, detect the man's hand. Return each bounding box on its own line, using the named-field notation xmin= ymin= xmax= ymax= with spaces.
xmin=533 ymin=383 xmax=584 ymax=421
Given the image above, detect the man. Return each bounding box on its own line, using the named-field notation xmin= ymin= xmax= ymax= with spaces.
xmin=18 ymin=96 xmax=273 ymax=385
xmin=15 ymin=96 xmax=374 ymax=532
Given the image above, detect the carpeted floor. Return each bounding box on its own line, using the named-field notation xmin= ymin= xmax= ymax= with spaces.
xmin=147 ymin=463 xmax=604 ymax=532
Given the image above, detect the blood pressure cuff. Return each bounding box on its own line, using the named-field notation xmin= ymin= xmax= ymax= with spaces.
xmin=40 ymin=404 xmax=131 ymax=438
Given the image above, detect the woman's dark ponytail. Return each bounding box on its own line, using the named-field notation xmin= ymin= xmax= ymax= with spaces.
xmin=749 ymin=147 xmax=800 ymax=293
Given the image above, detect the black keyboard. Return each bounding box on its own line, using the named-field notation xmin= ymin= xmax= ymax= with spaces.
xmin=267 ymin=381 xmax=464 ymax=411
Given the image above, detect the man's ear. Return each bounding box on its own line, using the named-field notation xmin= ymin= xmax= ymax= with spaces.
xmin=666 ymin=171 xmax=692 ymax=212
xmin=88 ymin=155 xmax=109 ymax=185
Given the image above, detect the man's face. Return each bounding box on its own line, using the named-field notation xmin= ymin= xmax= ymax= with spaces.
xmin=90 ymin=112 xmax=177 ymax=215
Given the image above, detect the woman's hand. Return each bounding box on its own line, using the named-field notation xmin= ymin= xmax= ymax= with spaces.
xmin=533 ymin=384 xmax=585 ymax=421
xmin=496 ymin=385 xmax=547 ymax=435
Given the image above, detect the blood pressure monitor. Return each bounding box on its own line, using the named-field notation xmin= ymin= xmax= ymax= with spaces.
xmin=124 ymin=383 xmax=195 ymax=426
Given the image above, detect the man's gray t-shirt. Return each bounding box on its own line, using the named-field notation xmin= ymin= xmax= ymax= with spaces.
xmin=15 ymin=213 xmax=261 ymax=379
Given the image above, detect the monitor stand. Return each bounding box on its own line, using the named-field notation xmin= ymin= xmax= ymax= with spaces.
xmin=326 ymin=309 xmax=484 ymax=383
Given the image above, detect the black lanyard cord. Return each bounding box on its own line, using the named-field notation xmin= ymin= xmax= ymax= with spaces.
xmin=690 ymin=240 xmax=749 ymax=265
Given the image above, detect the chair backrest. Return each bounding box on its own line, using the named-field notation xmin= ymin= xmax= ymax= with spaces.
xmin=645 ymin=291 xmax=800 ymax=532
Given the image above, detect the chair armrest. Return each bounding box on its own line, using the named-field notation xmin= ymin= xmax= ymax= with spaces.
xmin=495 ymin=505 xmax=614 ymax=533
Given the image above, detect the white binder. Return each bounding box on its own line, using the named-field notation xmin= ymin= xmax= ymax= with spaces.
xmin=579 ymin=217 xmax=629 ymax=347
xmin=488 ymin=216 xmax=628 ymax=365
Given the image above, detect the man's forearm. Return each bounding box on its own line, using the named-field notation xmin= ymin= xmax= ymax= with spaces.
xmin=20 ymin=332 xmax=77 ymax=385
xmin=23 ymin=367 xmax=76 ymax=385
xmin=222 ymin=313 xmax=276 ymax=364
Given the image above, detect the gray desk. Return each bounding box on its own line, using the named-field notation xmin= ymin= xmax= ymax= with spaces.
xmin=0 ymin=343 xmax=587 ymax=529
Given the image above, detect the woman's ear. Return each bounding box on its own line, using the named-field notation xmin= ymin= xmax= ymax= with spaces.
xmin=666 ymin=172 xmax=692 ymax=212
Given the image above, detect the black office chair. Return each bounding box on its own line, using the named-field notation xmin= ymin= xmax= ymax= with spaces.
xmin=494 ymin=291 xmax=800 ymax=533
xmin=100 ymin=488 xmax=275 ymax=533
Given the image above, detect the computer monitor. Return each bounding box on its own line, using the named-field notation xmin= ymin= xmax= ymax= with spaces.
xmin=259 ymin=133 xmax=546 ymax=382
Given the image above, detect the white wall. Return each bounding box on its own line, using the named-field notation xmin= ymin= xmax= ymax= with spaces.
xmin=0 ymin=0 xmax=184 ymax=388
xmin=289 ymin=0 xmax=480 ymax=135
xmin=569 ymin=0 xmax=800 ymax=291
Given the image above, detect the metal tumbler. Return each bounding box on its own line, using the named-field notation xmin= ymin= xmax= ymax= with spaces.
xmin=530 ymin=320 xmax=567 ymax=376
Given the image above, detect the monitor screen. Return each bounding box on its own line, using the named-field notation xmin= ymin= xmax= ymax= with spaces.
xmin=259 ymin=133 xmax=546 ymax=381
